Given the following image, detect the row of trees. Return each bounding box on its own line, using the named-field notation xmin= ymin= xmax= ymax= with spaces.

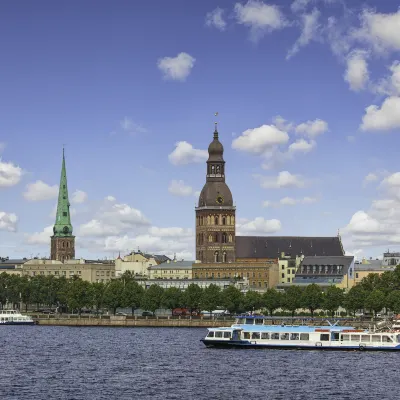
xmin=2 ymin=266 xmax=400 ymax=317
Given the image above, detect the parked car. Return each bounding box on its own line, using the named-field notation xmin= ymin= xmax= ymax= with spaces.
xmin=142 ymin=311 xmax=154 ymax=317
xmin=116 ymin=312 xmax=127 ymax=316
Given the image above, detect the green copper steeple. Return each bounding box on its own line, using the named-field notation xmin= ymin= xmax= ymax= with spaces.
xmin=53 ymin=148 xmax=73 ymax=237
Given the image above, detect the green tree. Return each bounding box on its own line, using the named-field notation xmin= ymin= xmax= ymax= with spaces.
xmin=244 ymin=290 xmax=263 ymax=313
xmin=358 ymin=273 xmax=381 ymax=292
xmin=282 ymin=286 xmax=302 ymax=318
xmin=91 ymin=282 xmax=106 ymax=314
xmin=221 ymin=286 xmax=244 ymax=314
xmin=262 ymin=288 xmax=281 ymax=316
xmin=104 ymin=280 xmax=124 ymax=314
xmin=66 ymin=279 xmax=92 ymax=314
xmin=19 ymin=276 xmax=32 ymax=312
xmin=387 ymin=291 xmax=400 ymax=314
xmin=343 ymin=285 xmax=367 ymax=316
xmin=301 ymin=284 xmax=323 ymax=318
xmin=324 ymin=286 xmax=344 ymax=318
xmin=123 ymin=280 xmax=144 ymax=315
xmin=364 ymin=289 xmax=385 ymax=317
xmin=182 ymin=284 xmax=203 ymax=313
xmin=30 ymin=275 xmax=48 ymax=310
xmin=201 ymin=284 xmax=222 ymax=315
xmin=161 ymin=287 xmax=182 ymax=310
xmin=141 ymin=284 xmax=164 ymax=314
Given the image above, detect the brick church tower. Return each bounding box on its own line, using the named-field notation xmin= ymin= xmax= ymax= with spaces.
xmin=195 ymin=122 xmax=236 ymax=263
xmin=50 ymin=149 xmax=75 ymax=262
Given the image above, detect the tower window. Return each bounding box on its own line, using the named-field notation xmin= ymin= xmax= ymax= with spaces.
xmin=222 ymin=232 xmax=227 ymax=243
xmin=214 ymin=216 xmax=218 ymax=225
xmin=63 ymin=185 xmax=65 ymax=189
xmin=211 ymin=165 xmax=215 ymax=174
xmin=214 ymin=251 xmax=219 ymax=263
xmin=214 ymin=233 xmax=219 ymax=243
xmin=216 ymin=165 xmax=220 ymax=174
xmin=222 ymin=252 xmax=227 ymax=263
xmin=222 ymin=216 xmax=226 ymax=225
xmin=63 ymin=212 xmax=67 ymax=216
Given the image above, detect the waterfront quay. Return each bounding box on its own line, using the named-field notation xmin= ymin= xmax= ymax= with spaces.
xmin=32 ymin=315 xmax=374 ymax=329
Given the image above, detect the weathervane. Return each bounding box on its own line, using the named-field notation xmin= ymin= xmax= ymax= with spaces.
xmin=215 ymin=112 xmax=219 ymax=130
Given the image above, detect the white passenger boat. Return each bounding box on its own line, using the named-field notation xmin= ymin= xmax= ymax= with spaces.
xmin=0 ymin=310 xmax=35 ymax=325
xmin=201 ymin=315 xmax=400 ymax=351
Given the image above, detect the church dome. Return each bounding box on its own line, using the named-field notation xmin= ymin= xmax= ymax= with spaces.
xmin=198 ymin=182 xmax=233 ymax=207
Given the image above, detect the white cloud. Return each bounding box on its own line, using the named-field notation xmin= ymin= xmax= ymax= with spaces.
xmin=256 ymin=171 xmax=306 ymax=189
xmin=168 ymin=141 xmax=208 ymax=165
xmin=373 ymin=61 xmax=400 ymax=96
xmin=71 ymin=190 xmax=87 ymax=204
xmin=234 ymin=0 xmax=288 ymax=41
xmin=0 ymin=159 xmax=23 ymax=187
xmin=23 ymin=180 xmax=58 ymax=201
xmin=157 ymin=52 xmax=196 ymax=81
xmin=25 ymin=225 xmax=53 ymax=245
xmin=205 ymin=7 xmax=226 ymax=31
xmin=288 ymin=139 xmax=316 ymax=153
xmin=78 ymin=219 xmax=121 ymax=238
xmin=148 ymin=226 xmax=193 ymax=238
xmin=232 ymin=124 xmax=289 ymax=154
xmin=0 ymin=211 xmax=18 ymax=232
xmin=263 ymin=196 xmax=318 ymax=207
xmin=363 ymin=173 xmax=378 ymax=185
xmin=105 ymin=195 xmax=116 ymax=202
xmin=280 ymin=197 xmax=297 ymax=206
xmin=236 ymin=216 xmax=282 ymax=235
xmin=120 ymin=117 xmax=147 ymax=135
xmin=354 ymin=9 xmax=400 ymax=53
xmin=360 ymin=96 xmax=400 ymax=131
xmin=344 ymin=49 xmax=369 ymax=91
xmin=302 ymin=196 xmax=318 ymax=204
xmin=290 ymin=0 xmax=310 ymax=13
xmin=345 ymin=210 xmax=388 ymax=235
xmin=168 ymin=180 xmax=193 ymax=197
xmin=295 ymin=119 xmax=328 ymax=137
xmin=287 ymin=8 xmax=320 ymax=59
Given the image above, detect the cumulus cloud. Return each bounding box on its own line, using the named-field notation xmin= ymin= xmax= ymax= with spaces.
xmin=360 ymin=96 xmax=400 ymax=131
xmin=363 ymin=173 xmax=378 ymax=185
xmin=23 ymin=180 xmax=58 ymax=201
xmin=25 ymin=225 xmax=53 ymax=245
xmin=236 ymin=216 xmax=282 ymax=235
xmin=344 ymin=49 xmax=369 ymax=91
xmin=168 ymin=180 xmax=193 ymax=197
xmin=290 ymin=0 xmax=310 ymax=13
xmin=168 ymin=141 xmax=208 ymax=165
xmin=288 ymin=139 xmax=316 ymax=154
xmin=256 ymin=171 xmax=306 ymax=189
xmin=0 ymin=159 xmax=23 ymax=187
xmin=287 ymin=8 xmax=320 ymax=59
xmin=157 ymin=52 xmax=196 ymax=81
xmin=0 ymin=211 xmax=18 ymax=232
xmin=262 ymin=196 xmax=318 ymax=207
xmin=71 ymin=190 xmax=88 ymax=204
xmin=234 ymin=0 xmax=288 ymax=41
xmin=373 ymin=61 xmax=400 ymax=96
xmin=205 ymin=7 xmax=227 ymax=31
xmin=232 ymin=125 xmax=289 ymax=154
xmin=295 ymin=119 xmax=328 ymax=137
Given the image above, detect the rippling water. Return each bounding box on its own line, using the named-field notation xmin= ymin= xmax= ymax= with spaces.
xmin=1 ymin=326 xmax=398 ymax=399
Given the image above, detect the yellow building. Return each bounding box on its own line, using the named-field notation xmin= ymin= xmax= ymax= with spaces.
xmin=115 ymin=251 xmax=170 ymax=277
xmin=278 ymin=253 xmax=303 ymax=284
xmin=148 ymin=260 xmax=193 ymax=280
xmin=354 ymin=262 xmax=394 ymax=285
xmin=20 ymin=259 xmax=115 ymax=283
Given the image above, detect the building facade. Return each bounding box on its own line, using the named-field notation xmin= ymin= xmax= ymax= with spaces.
xmin=114 ymin=251 xmax=165 ymax=277
xmin=50 ymin=149 xmax=75 ymax=262
xmin=148 ymin=260 xmax=193 ymax=280
xmin=195 ymin=124 xmax=236 ymax=263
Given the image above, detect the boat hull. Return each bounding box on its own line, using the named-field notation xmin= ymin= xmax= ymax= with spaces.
xmin=201 ymin=339 xmax=400 ymax=351
xmin=0 ymin=321 xmax=36 ymax=326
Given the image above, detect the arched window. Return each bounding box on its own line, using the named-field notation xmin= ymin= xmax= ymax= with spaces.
xmin=216 ymin=165 xmax=220 ymax=174
xmin=214 ymin=216 xmax=218 ymax=225
xmin=62 ymin=241 xmax=65 ymax=248
xmin=214 ymin=251 xmax=219 ymax=263
xmin=222 ymin=216 xmax=226 ymax=225
xmin=229 ymin=234 xmax=233 ymax=243
xmin=201 ymin=216 xmax=204 ymax=225
xmin=222 ymin=252 xmax=227 ymax=262
xmin=214 ymin=233 xmax=219 ymax=243
xmin=211 ymin=165 xmax=215 ymax=174
xmin=227 ymin=216 xmax=231 ymax=225
xmin=222 ymin=232 xmax=227 ymax=243
xmin=208 ymin=235 xmax=213 ymax=242
xmin=207 ymin=216 xmax=211 ymax=225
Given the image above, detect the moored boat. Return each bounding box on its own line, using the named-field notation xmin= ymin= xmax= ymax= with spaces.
xmin=201 ymin=315 xmax=400 ymax=351
xmin=0 ymin=310 xmax=35 ymax=325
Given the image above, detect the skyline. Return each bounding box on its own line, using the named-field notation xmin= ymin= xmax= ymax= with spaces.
xmin=1 ymin=0 xmax=400 ymax=260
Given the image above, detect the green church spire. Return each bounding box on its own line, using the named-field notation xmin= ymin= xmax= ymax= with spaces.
xmin=53 ymin=148 xmax=73 ymax=237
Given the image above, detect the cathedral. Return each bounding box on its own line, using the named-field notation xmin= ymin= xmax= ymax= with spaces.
xmin=50 ymin=149 xmax=75 ymax=262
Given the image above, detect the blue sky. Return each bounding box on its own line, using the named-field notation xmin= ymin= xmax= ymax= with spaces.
xmin=1 ymin=0 xmax=400 ymax=261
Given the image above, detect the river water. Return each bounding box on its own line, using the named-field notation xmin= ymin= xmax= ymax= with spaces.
xmin=1 ymin=326 xmax=398 ymax=399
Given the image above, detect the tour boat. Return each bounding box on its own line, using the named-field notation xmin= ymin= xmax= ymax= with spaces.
xmin=0 ymin=310 xmax=35 ymax=325
xmin=201 ymin=315 xmax=400 ymax=351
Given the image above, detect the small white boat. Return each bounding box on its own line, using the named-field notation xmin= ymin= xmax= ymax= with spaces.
xmin=0 ymin=310 xmax=35 ymax=325
xmin=201 ymin=315 xmax=400 ymax=351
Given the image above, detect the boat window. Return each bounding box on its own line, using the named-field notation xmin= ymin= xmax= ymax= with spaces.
xmin=332 ymin=332 xmax=340 ymax=341
xmin=341 ymin=334 xmax=349 ymax=341
xmin=382 ymin=335 xmax=393 ymax=343
xmin=236 ymin=318 xmax=245 ymax=324
xmin=215 ymin=332 xmax=223 ymax=338
xmin=361 ymin=335 xmax=370 ymax=342
xmin=271 ymin=333 xmax=279 ymax=340
xmin=280 ymin=333 xmax=289 ymax=340
xmin=252 ymin=332 xmax=260 ymax=339
xmin=261 ymin=332 xmax=269 ymax=339
xmin=396 ymin=335 xmax=400 ymax=343
xmin=371 ymin=335 xmax=381 ymax=342
xmin=245 ymin=318 xmax=254 ymax=325
xmin=290 ymin=333 xmax=299 ymax=341
xmin=243 ymin=332 xmax=250 ymax=339
xmin=255 ymin=318 xmax=263 ymax=325
xmin=300 ymin=333 xmax=309 ymax=341
xmin=320 ymin=334 xmax=330 ymax=341
xmin=207 ymin=332 xmax=215 ymax=338
xmin=351 ymin=335 xmax=360 ymax=342
xmin=223 ymin=332 xmax=231 ymax=339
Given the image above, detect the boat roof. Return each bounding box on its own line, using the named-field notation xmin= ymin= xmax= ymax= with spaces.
xmin=209 ymin=324 xmax=360 ymax=332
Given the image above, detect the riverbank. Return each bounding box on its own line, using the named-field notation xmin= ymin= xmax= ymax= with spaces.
xmin=33 ymin=315 xmax=375 ymax=328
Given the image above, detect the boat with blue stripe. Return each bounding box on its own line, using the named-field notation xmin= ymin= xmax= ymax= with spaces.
xmin=201 ymin=315 xmax=400 ymax=351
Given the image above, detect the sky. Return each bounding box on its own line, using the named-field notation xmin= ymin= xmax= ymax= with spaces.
xmin=1 ymin=0 xmax=400 ymax=261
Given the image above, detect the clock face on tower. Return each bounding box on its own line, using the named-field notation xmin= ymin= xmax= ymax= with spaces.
xmin=216 ymin=195 xmax=224 ymax=205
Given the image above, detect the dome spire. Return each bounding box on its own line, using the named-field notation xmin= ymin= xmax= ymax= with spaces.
xmin=214 ymin=112 xmax=219 ymax=140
